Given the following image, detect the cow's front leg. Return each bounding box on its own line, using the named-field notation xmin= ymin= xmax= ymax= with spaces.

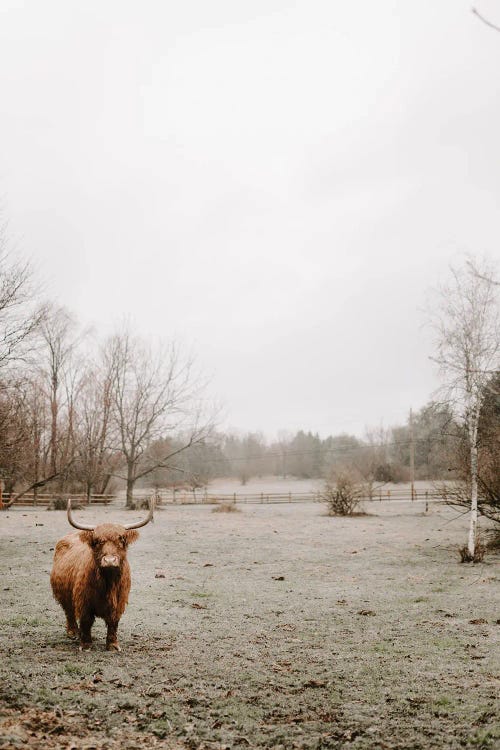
xmin=105 ymin=618 xmax=121 ymax=652
xmin=79 ymin=613 xmax=95 ymax=651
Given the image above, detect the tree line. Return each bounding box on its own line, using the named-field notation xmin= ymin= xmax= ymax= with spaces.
xmin=149 ymin=389 xmax=497 ymax=494
xmin=0 ymin=229 xmax=211 ymax=508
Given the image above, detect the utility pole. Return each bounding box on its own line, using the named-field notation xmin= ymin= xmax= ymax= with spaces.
xmin=409 ymin=408 xmax=415 ymax=501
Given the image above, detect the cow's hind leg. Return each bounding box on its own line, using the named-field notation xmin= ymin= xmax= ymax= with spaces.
xmin=65 ymin=612 xmax=78 ymax=639
xmin=105 ymin=617 xmax=121 ymax=652
xmin=56 ymin=594 xmax=78 ymax=639
xmin=62 ymin=599 xmax=78 ymax=639
xmin=79 ymin=612 xmax=95 ymax=651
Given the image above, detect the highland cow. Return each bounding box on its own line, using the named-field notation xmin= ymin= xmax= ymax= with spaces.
xmin=50 ymin=499 xmax=154 ymax=651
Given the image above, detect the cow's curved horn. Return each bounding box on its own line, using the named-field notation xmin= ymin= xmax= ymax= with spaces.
xmin=67 ymin=499 xmax=96 ymax=531
xmin=123 ymin=497 xmax=155 ymax=530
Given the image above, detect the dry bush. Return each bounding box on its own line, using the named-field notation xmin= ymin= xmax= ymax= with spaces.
xmin=211 ymin=502 xmax=240 ymax=513
xmin=47 ymin=497 xmax=67 ymax=511
xmin=127 ymin=498 xmax=152 ymax=511
xmin=321 ymin=471 xmax=365 ymax=516
xmin=459 ymin=540 xmax=485 ymax=563
xmin=485 ymin=528 xmax=500 ymax=550
xmin=47 ymin=498 xmax=83 ymax=511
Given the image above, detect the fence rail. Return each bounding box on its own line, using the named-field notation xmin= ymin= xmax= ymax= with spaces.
xmin=157 ymin=488 xmax=446 ymax=505
xmin=1 ymin=493 xmax=114 ymax=508
xmin=2 ymin=488 xmax=447 ymax=509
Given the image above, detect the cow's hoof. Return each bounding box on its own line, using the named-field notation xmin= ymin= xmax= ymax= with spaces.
xmin=79 ymin=643 xmax=92 ymax=652
xmin=106 ymin=642 xmax=122 ymax=652
xmin=67 ymin=629 xmax=78 ymax=639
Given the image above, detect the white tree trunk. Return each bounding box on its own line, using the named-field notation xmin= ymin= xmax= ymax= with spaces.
xmin=467 ymin=410 xmax=480 ymax=558
xmin=468 ymin=440 xmax=479 ymax=557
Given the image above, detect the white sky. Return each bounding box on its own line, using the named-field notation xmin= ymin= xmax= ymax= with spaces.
xmin=0 ymin=0 xmax=499 ymax=437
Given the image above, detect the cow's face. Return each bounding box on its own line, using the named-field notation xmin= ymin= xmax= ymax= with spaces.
xmin=80 ymin=524 xmax=139 ymax=569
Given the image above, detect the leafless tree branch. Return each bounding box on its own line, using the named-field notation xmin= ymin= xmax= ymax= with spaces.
xmin=472 ymin=7 xmax=500 ymax=33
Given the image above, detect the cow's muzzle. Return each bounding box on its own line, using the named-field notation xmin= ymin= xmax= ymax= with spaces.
xmin=100 ymin=555 xmax=120 ymax=568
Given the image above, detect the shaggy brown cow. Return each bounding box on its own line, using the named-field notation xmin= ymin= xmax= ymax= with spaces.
xmin=50 ymin=499 xmax=154 ymax=651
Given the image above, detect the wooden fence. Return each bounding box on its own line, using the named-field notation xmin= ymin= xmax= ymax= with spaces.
xmin=3 ymin=488 xmax=446 ymax=509
xmin=1 ymin=494 xmax=114 ymax=508
xmin=156 ymin=488 xmax=446 ymax=505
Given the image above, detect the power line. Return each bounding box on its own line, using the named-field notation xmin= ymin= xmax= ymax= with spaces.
xmin=187 ymin=435 xmax=452 ymax=465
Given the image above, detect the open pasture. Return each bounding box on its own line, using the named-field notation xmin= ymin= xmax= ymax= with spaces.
xmin=0 ymin=501 xmax=498 ymax=749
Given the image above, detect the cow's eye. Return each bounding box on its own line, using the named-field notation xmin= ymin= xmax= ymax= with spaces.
xmin=119 ymin=536 xmax=126 ymax=547
xmin=90 ymin=538 xmax=99 ymax=548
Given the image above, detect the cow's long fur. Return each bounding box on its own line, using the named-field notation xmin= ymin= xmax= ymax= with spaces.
xmin=50 ymin=524 xmax=139 ymax=651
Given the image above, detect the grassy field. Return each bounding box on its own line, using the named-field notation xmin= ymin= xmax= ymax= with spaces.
xmin=0 ymin=501 xmax=498 ymax=749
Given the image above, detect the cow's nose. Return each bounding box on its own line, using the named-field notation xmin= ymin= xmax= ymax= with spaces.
xmin=101 ymin=555 xmax=120 ymax=568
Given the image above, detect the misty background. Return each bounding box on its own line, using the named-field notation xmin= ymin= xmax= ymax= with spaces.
xmin=1 ymin=0 xmax=499 ymax=437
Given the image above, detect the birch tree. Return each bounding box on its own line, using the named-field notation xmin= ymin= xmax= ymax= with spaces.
xmin=430 ymin=257 xmax=499 ymax=560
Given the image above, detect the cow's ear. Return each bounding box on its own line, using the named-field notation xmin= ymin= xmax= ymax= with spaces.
xmin=125 ymin=529 xmax=139 ymax=545
xmin=79 ymin=530 xmax=94 ymax=546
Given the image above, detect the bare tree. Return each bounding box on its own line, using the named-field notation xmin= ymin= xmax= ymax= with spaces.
xmin=22 ymin=376 xmax=50 ymax=502
xmin=0 ymin=377 xmax=32 ymax=495
xmin=1 ymin=374 xmax=76 ymax=508
xmin=74 ymin=358 xmax=116 ymax=501
xmin=472 ymin=7 xmax=500 ymax=33
xmin=107 ymin=329 xmax=211 ymax=507
xmin=0 ymin=224 xmax=44 ymax=368
xmin=39 ymin=305 xmax=79 ymax=476
xmin=430 ymin=257 xmax=499 ymax=560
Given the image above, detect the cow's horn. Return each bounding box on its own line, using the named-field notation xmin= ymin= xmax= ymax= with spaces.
xmin=123 ymin=497 xmax=155 ymax=530
xmin=67 ymin=499 xmax=96 ymax=531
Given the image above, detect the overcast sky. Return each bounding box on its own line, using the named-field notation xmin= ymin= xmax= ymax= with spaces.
xmin=0 ymin=0 xmax=499 ymax=438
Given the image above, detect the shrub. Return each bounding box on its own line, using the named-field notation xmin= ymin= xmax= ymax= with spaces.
xmin=321 ymin=472 xmax=365 ymax=516
xmin=459 ymin=540 xmax=485 ymax=563
xmin=48 ymin=498 xmax=82 ymax=511
xmin=486 ymin=528 xmax=500 ymax=550
xmin=211 ymin=502 xmax=240 ymax=513
xmin=128 ymin=498 xmax=152 ymax=510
